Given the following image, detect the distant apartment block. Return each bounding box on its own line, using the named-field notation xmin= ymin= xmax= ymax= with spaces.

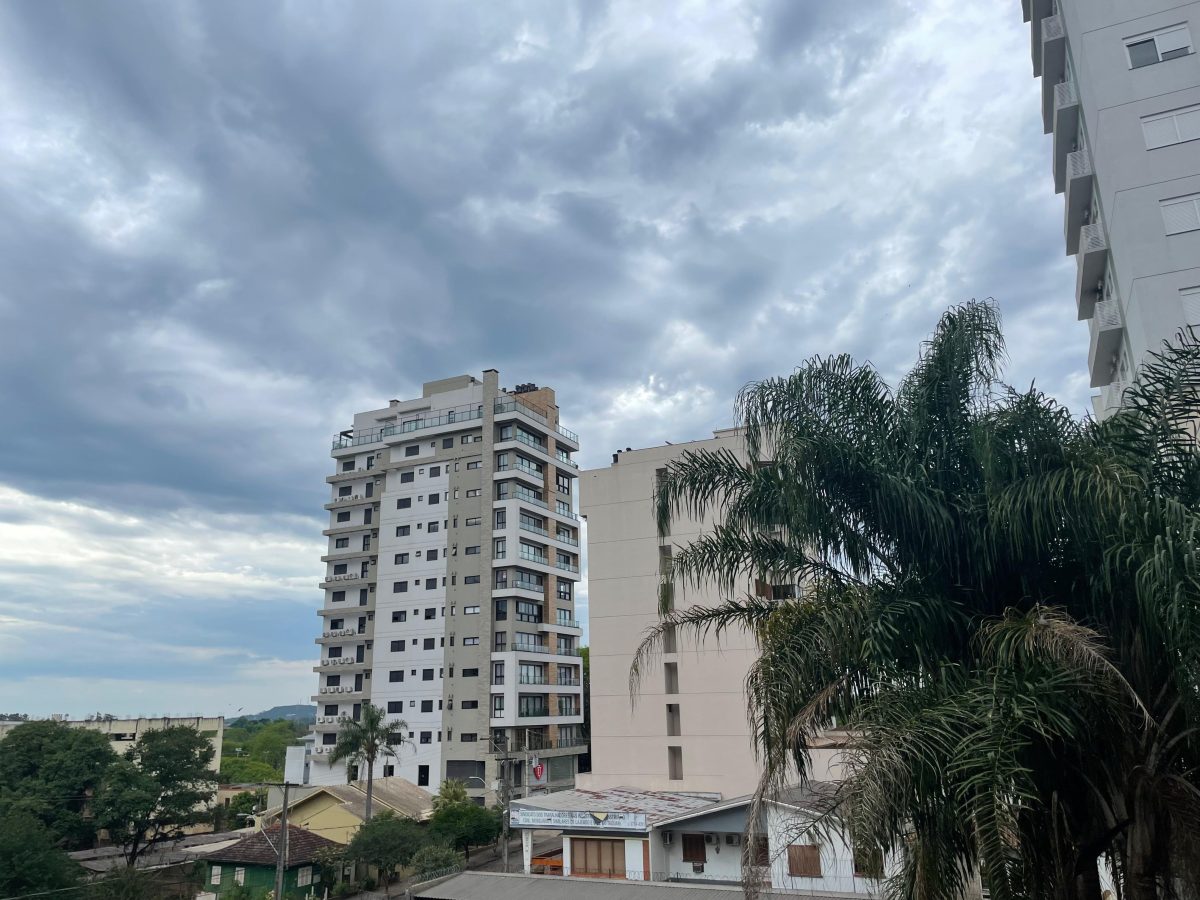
xmin=1018 ymin=0 xmax=1200 ymax=415
xmin=311 ymin=372 xmax=585 ymax=801
xmin=0 ymin=715 xmax=224 ymax=770
xmin=579 ymin=433 xmax=842 ymax=798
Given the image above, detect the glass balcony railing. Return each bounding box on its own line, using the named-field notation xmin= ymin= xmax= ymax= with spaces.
xmin=332 ymin=404 xmax=483 ymax=449
xmin=520 ymin=521 xmax=549 ymax=538
xmin=520 ymin=549 xmax=550 ymax=566
xmin=555 ymin=559 xmax=579 ymax=573
xmin=519 ymin=707 xmax=551 ymax=718
xmin=519 ymin=673 xmax=549 ymax=684
xmin=514 ymin=431 xmax=548 ymax=453
xmin=495 ymin=397 xmax=547 ymax=425
xmin=554 ymin=532 xmax=579 ymax=547
xmin=498 ymin=486 xmax=548 ymax=510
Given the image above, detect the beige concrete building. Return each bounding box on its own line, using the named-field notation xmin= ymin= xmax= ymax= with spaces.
xmin=0 ymin=715 xmax=225 ymax=770
xmin=311 ymin=372 xmax=585 ymax=801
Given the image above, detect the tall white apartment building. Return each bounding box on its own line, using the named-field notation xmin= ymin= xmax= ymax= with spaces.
xmin=311 ymin=372 xmax=586 ymax=800
xmin=579 ymin=433 xmax=843 ymax=799
xmin=1018 ymin=0 xmax=1200 ymax=415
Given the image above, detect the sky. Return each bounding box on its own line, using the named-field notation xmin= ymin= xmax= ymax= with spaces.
xmin=0 ymin=0 xmax=1087 ymax=719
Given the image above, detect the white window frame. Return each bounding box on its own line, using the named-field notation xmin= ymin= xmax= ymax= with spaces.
xmin=210 ymin=866 xmax=222 ymax=886
xmin=1161 ymin=193 xmax=1200 ymax=235
xmin=1125 ymin=24 xmax=1193 ymax=68
xmin=1142 ymin=103 xmax=1200 ymax=149
xmin=234 ymin=868 xmax=245 ymax=886
xmin=297 ymin=866 xmax=313 ymax=887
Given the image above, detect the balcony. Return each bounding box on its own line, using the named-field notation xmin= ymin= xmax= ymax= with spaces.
xmin=1029 ymin=0 xmax=1053 ymax=76
xmin=1088 ymin=299 xmax=1125 ymax=388
xmin=554 ymin=559 xmax=579 ymax=574
xmin=1075 ymin=223 xmax=1109 ymax=320
xmin=539 ymin=619 xmax=582 ymax=635
xmin=1040 ymin=17 xmax=1066 ymax=132
xmin=496 ymin=460 xmax=545 ymax=487
xmin=1063 ymin=151 xmax=1094 ymax=255
xmin=498 ymin=485 xmax=549 ymax=510
xmin=332 ymin=403 xmax=484 ymax=451
xmin=1052 ymin=82 xmax=1080 ymax=192
xmin=1093 ymin=380 xmax=1130 ymax=419
xmin=319 ymin=573 xmax=373 ymax=590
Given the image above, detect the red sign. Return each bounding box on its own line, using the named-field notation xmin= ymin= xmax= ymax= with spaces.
xmin=532 ymin=763 xmax=545 ymax=781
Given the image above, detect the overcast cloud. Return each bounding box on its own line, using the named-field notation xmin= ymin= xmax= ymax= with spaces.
xmin=0 ymin=0 xmax=1083 ymax=717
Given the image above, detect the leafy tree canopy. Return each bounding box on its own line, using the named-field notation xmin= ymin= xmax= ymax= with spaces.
xmin=219 ymin=758 xmax=280 ymax=785
xmin=0 ymin=811 xmax=81 ymax=898
xmin=345 ymin=810 xmax=424 ymax=888
xmin=428 ymin=802 xmax=500 ymax=862
xmin=430 ymin=779 xmax=469 ymax=811
xmin=409 ymin=843 xmax=461 ymax=880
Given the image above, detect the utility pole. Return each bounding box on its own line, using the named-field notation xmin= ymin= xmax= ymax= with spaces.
xmin=498 ymin=735 xmax=512 ymax=874
xmin=274 ymin=782 xmax=290 ymax=900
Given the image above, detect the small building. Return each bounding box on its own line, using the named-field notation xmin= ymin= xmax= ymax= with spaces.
xmin=258 ymin=778 xmax=433 ymax=845
xmin=200 ymin=824 xmax=339 ymax=900
xmin=508 ymin=783 xmax=885 ymax=895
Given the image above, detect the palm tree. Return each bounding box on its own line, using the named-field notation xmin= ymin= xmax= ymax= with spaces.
xmin=329 ymin=702 xmax=410 ymax=821
xmin=634 ymin=302 xmax=1200 ymax=900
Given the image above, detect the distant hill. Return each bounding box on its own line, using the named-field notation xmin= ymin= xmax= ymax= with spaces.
xmin=245 ymin=705 xmax=316 ymax=723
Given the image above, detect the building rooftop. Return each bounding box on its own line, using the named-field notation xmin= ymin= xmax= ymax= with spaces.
xmin=205 ymin=824 xmax=339 ymax=867
xmin=510 ymin=786 xmax=720 ymax=827
xmin=261 ymin=777 xmax=434 ymax=824
xmin=415 ymin=872 xmax=855 ymax=900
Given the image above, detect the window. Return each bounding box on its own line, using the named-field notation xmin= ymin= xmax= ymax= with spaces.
xmin=417 ymin=765 xmax=430 ymax=786
xmin=464 ymin=605 xmax=480 ymax=615
xmin=395 ymin=553 xmax=409 ymax=565
xmin=428 ymin=522 xmax=440 ymax=533
xmin=423 ymin=638 xmax=435 ymax=650
xmin=787 ymin=845 xmax=822 ymax=878
xmin=465 ymin=545 xmax=480 ymax=555
xmin=666 ymin=703 xmax=681 ymax=736
xmin=383 ymin=764 xmax=395 ymax=777
xmin=853 ymin=844 xmax=884 ymax=879
xmin=420 ymin=731 xmax=432 ymax=744
xmin=210 ymin=867 xmax=222 ymax=886
xmin=392 ymin=610 xmax=407 ymax=623
xmin=463 ymin=636 xmax=479 ymax=646
xmin=442 ymin=437 xmax=454 ymax=449
xmin=400 ymin=471 xmax=415 ymax=484
xmin=390 ymin=640 xmax=404 ymax=652
xmin=464 ymin=575 xmax=480 ymax=584
xmin=338 ymin=485 xmax=352 ymax=497
xmin=1162 ymin=193 xmax=1200 ymax=234
xmin=297 ymin=867 xmax=313 ymax=887
xmin=466 ymin=488 xmax=481 ymax=499
xmin=462 ymin=668 xmax=479 ymax=677
xmin=466 ymin=460 xmax=481 ymax=469
xmin=359 ymin=588 xmax=369 ymax=604
xmin=405 ymin=445 xmax=420 ymax=457
xmin=396 ymin=525 xmax=410 ymax=537
xmin=682 ymin=833 xmax=706 ymax=864
xmin=664 ymin=662 xmax=679 ymax=694
xmin=334 ymin=537 xmax=349 ymax=549
xmin=460 ymin=733 xmax=478 ymax=742
xmin=425 ymin=607 xmax=436 ymax=619
xmin=750 ymin=836 xmax=771 ymax=868
xmin=399 ymin=497 xmax=414 ymax=511
xmin=1126 ymin=24 xmax=1193 ymax=68
xmin=342 ymin=460 xmax=355 ymax=472
xmin=336 ymin=511 xmax=351 ymax=522
xmin=427 ymin=549 xmax=438 ymax=561
xmin=333 ymin=564 xmax=348 ymax=575
xmin=461 ymin=700 xmax=479 ymax=710
xmin=429 ymin=465 xmax=441 ymax=477
xmin=393 ymin=581 xmax=408 ymax=593
xmin=363 ymin=508 xmax=372 ymax=525
xmin=668 ymin=745 xmax=683 ymax=780
xmin=322 ymin=732 xmax=337 ymax=745
xmin=556 ymin=472 xmax=571 ymax=494
xmin=234 ymin=869 xmax=246 ymax=886
xmin=421 ymin=700 xmax=434 ymax=712
xmin=326 ymin=675 xmax=341 ymax=686
xmin=389 ymin=670 xmax=404 ymax=682
xmin=428 ymin=493 xmax=440 ymax=506
xmin=331 ymin=590 xmax=345 ymax=602
xmin=465 ymin=516 xmax=481 ymax=526
xmin=1183 ymin=286 xmax=1200 ymax=326
xmin=422 ymin=669 xmax=434 ymax=681
xmin=1142 ymin=103 xmax=1200 ymax=149
xmin=388 ymin=701 xmax=403 ymax=713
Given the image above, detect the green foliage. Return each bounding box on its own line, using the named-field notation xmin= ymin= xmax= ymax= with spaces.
xmin=224 ymin=789 xmax=266 ymax=829
xmin=409 ymin=843 xmax=461 ymax=880
xmin=85 ymin=866 xmax=158 ymax=900
xmin=222 ymin=718 xmax=307 ymax=772
xmin=313 ymin=845 xmax=347 ymax=886
xmin=0 ymin=811 xmax=81 ymax=897
xmin=93 ymin=726 xmax=218 ymax=866
xmin=221 ymin=884 xmax=262 ymax=900
xmin=0 ymin=720 xmax=118 ymax=849
xmin=639 ymin=303 xmax=1200 ymax=900
xmin=331 ymin=881 xmax=359 ymax=899
xmin=345 ymin=810 xmax=424 ymax=886
xmin=431 ymin=779 xmax=469 ymax=811
xmin=219 ymin=758 xmax=280 ymax=785
xmin=428 ymin=802 xmax=500 ymax=860
xmin=329 ymin=702 xmax=410 ymax=819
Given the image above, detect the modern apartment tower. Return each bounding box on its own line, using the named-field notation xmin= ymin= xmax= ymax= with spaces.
xmin=579 ymin=432 xmax=843 ymax=798
xmin=1018 ymin=1 xmax=1200 ymax=415
xmin=311 ymin=372 xmax=586 ymax=800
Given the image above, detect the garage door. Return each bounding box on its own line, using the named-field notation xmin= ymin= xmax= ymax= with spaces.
xmin=572 ymin=839 xmax=625 ymax=878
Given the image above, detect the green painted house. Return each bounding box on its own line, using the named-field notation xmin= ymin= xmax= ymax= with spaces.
xmin=202 ymin=824 xmax=339 ymax=900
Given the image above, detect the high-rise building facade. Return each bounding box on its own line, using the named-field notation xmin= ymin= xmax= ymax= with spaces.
xmin=579 ymin=432 xmax=843 ymax=798
xmin=1018 ymin=1 xmax=1200 ymax=416
xmin=311 ymin=372 xmax=586 ymax=800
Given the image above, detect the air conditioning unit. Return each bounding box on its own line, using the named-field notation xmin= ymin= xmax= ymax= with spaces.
xmin=705 ymin=834 xmax=717 ymax=846
xmin=725 ymin=834 xmax=741 ymax=846
xmin=662 ymin=831 xmax=674 ymax=846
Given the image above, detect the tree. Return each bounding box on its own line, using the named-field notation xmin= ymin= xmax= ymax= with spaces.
xmin=328 ymin=703 xmax=410 ymax=820
xmin=224 ymin=789 xmax=265 ymax=830
xmin=93 ymin=726 xmax=218 ymax=866
xmin=409 ymin=843 xmax=461 ymax=880
xmin=0 ymin=811 xmax=80 ymax=897
xmin=636 ymin=302 xmax=1200 ymax=900
xmin=345 ymin=811 xmax=424 ymax=895
xmin=0 ymin=720 xmax=117 ymax=848
xmin=431 ymin=779 xmax=469 ymax=811
xmin=218 ymin=758 xmax=280 ymax=785
xmin=428 ymin=802 xmax=501 ymax=864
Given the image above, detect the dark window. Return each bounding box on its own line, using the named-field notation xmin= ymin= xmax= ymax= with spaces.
xmin=430 ymin=466 xmax=441 ymax=477
xmin=331 ymin=591 xmax=345 ymax=602
xmin=425 ymin=608 xmax=436 ymax=620
xmin=390 ymin=640 xmax=404 ymax=652
xmin=405 ymin=445 xmax=420 ymax=457
xmin=383 ymin=765 xmax=395 ymax=777
xmin=387 ymin=701 xmax=403 ymax=713
xmin=338 ymin=485 xmax=352 ymax=497
xmin=425 ymin=578 xmax=437 ymax=590
xmin=462 ymin=668 xmax=479 ymax=677
xmin=423 ymin=638 xmax=435 ymax=650
xmin=427 ymin=549 xmax=438 ymax=561
xmin=464 ymin=575 xmax=480 ymax=584
xmin=392 ymin=611 xmax=407 ymax=623
xmin=420 ymin=732 xmax=432 ymax=744
xmin=397 ymin=525 xmax=410 ymax=536
xmin=389 ymin=670 xmax=404 ymax=682
xmin=337 ymin=511 xmax=351 ymax=523
xmin=422 ymin=669 xmax=434 ymax=681
xmin=401 ymin=472 xmax=415 ymax=484
xmin=393 ymin=581 xmax=408 ymax=593
xmin=461 ymin=700 xmax=479 ymax=710
xmin=322 ymin=733 xmax=337 ymax=745
xmin=326 ymin=675 xmax=341 ymax=686
xmin=335 ymin=537 xmax=349 ymax=549
xmin=428 ymin=522 xmax=440 ymax=533
xmin=324 ymin=704 xmax=338 ymax=715
xmin=333 ymin=564 xmax=348 ymax=575
xmin=460 ymin=733 xmax=478 ymax=742
xmin=428 ymin=493 xmax=440 ymax=506
xmin=421 ymin=700 xmax=434 ymax=713
xmin=417 ymin=765 xmax=430 ymax=786
xmin=396 ymin=553 xmax=409 ymax=564
xmin=682 ymin=834 xmax=706 ymax=864
xmin=787 ymin=845 xmax=822 ymax=878
xmin=442 ymin=437 xmax=454 ymax=449
xmin=342 ymin=460 xmax=355 ymax=472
